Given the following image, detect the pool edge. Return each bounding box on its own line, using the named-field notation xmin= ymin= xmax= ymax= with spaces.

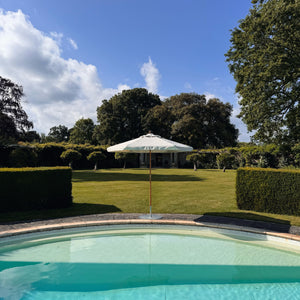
xmin=0 ymin=214 xmax=300 ymax=242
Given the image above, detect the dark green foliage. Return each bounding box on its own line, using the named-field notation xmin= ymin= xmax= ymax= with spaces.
xmin=60 ymin=149 xmax=82 ymax=168
xmin=95 ymin=88 xmax=161 ymax=144
xmin=236 ymin=168 xmax=300 ymax=216
xmin=292 ymin=144 xmax=300 ymax=167
xmin=226 ymin=0 xmax=300 ymax=143
xmin=114 ymin=152 xmax=138 ymax=169
xmin=19 ymin=130 xmax=41 ymax=143
xmin=0 ymin=146 xmax=10 ymax=167
xmin=9 ymin=147 xmax=37 ymax=167
xmin=36 ymin=143 xmax=65 ymax=166
xmin=142 ymin=105 xmax=174 ymax=138
xmin=164 ymin=94 xmax=238 ymax=149
xmin=47 ymin=125 xmax=70 ymax=142
xmin=186 ymin=153 xmax=203 ymax=171
xmin=0 ymin=76 xmax=33 ymax=144
xmin=216 ymin=152 xmax=236 ymax=171
xmin=87 ymin=151 xmax=106 ymax=170
xmin=0 ymin=167 xmax=72 ymax=212
xmin=0 ymin=112 xmax=18 ymax=144
xmin=196 ymin=151 xmax=219 ymax=169
xmin=69 ymin=118 xmax=95 ymax=144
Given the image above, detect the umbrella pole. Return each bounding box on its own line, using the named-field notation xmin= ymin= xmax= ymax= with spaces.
xmin=149 ymin=150 xmax=152 ymax=217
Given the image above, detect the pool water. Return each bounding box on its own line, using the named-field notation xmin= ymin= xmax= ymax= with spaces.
xmin=0 ymin=225 xmax=300 ymax=299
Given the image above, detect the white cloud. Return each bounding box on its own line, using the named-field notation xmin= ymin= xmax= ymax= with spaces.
xmin=140 ymin=57 xmax=160 ymax=94
xmin=0 ymin=10 xmax=128 ymax=134
xmin=50 ymin=32 xmax=63 ymax=45
xmin=204 ymin=93 xmax=217 ymax=100
xmin=68 ymin=38 xmax=78 ymax=50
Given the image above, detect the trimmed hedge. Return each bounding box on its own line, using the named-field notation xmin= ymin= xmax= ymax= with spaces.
xmin=0 ymin=167 xmax=72 ymax=212
xmin=236 ymin=167 xmax=300 ymax=216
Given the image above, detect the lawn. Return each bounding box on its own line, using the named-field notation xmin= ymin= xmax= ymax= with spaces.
xmin=1 ymin=168 xmax=300 ymax=226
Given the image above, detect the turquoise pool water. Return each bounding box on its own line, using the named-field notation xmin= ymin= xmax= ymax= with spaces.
xmin=0 ymin=225 xmax=300 ymax=299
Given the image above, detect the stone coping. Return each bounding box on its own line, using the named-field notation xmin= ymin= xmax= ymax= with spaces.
xmin=0 ymin=213 xmax=299 ymax=242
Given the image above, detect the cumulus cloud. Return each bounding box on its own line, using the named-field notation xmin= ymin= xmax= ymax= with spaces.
xmin=140 ymin=57 xmax=160 ymax=94
xmin=0 ymin=10 xmax=128 ymax=134
xmin=68 ymin=38 xmax=78 ymax=50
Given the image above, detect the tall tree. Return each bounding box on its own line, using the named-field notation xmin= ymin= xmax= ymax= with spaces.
xmin=20 ymin=130 xmax=41 ymax=143
xmin=69 ymin=118 xmax=95 ymax=144
xmin=47 ymin=125 xmax=70 ymax=142
xmin=142 ymin=105 xmax=174 ymax=138
xmin=164 ymin=93 xmax=238 ymax=149
xmin=94 ymin=88 xmax=161 ymax=144
xmin=0 ymin=76 xmax=33 ymax=142
xmin=226 ymin=0 xmax=300 ymax=143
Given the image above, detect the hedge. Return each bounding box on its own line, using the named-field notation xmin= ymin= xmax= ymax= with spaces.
xmin=0 ymin=167 xmax=72 ymax=212
xmin=236 ymin=167 xmax=300 ymax=216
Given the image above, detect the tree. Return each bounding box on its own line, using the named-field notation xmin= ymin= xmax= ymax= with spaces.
xmin=216 ymin=152 xmax=236 ymax=172
xmin=94 ymin=88 xmax=161 ymax=144
xmin=0 ymin=112 xmax=18 ymax=144
xmin=114 ymin=152 xmax=136 ymax=169
xmin=47 ymin=125 xmax=70 ymax=142
xmin=142 ymin=105 xmax=174 ymax=138
xmin=19 ymin=130 xmax=41 ymax=143
xmin=60 ymin=149 xmax=82 ymax=169
xmin=69 ymin=118 xmax=95 ymax=144
xmin=87 ymin=151 xmax=105 ymax=170
xmin=0 ymin=76 xmax=33 ymax=143
xmin=164 ymin=93 xmax=238 ymax=149
xmin=225 ymin=0 xmax=300 ymax=143
xmin=186 ymin=153 xmax=203 ymax=171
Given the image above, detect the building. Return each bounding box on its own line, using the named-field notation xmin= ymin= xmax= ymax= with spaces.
xmin=139 ymin=152 xmax=190 ymax=168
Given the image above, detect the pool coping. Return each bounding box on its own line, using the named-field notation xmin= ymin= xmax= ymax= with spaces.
xmin=0 ymin=213 xmax=300 ymax=242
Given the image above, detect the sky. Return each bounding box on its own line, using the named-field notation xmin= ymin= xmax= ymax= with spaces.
xmin=0 ymin=0 xmax=253 ymax=141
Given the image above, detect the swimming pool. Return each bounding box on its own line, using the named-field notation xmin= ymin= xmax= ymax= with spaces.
xmin=0 ymin=224 xmax=300 ymax=299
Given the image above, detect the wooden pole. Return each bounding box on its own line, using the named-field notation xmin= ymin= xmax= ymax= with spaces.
xmin=149 ymin=150 xmax=152 ymax=217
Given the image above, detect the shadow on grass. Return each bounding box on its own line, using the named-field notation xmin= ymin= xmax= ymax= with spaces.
xmin=0 ymin=203 xmax=121 ymax=224
xmin=195 ymin=212 xmax=291 ymax=233
xmin=73 ymin=171 xmax=203 ymax=182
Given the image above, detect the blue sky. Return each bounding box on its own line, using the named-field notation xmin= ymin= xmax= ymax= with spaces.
xmin=0 ymin=0 xmax=253 ymax=141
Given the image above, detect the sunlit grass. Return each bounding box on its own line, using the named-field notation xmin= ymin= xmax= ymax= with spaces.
xmin=1 ymin=168 xmax=300 ymax=226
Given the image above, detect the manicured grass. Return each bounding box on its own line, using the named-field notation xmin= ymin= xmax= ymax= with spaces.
xmin=1 ymin=168 xmax=300 ymax=226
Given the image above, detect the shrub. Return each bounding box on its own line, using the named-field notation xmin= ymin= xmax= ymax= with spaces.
xmin=36 ymin=143 xmax=65 ymax=166
xmin=186 ymin=153 xmax=203 ymax=171
xmin=0 ymin=167 xmax=72 ymax=212
xmin=216 ymin=152 xmax=236 ymax=171
xmin=9 ymin=147 xmax=37 ymax=167
xmin=60 ymin=149 xmax=82 ymax=169
xmin=292 ymin=144 xmax=300 ymax=167
xmin=236 ymin=167 xmax=300 ymax=216
xmin=87 ymin=151 xmax=106 ymax=170
xmin=0 ymin=146 xmax=11 ymax=167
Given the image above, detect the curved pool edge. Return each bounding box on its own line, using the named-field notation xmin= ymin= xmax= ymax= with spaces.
xmin=0 ymin=213 xmax=300 ymax=242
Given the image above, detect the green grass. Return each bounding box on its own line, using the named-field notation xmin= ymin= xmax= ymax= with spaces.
xmin=1 ymin=168 xmax=300 ymax=226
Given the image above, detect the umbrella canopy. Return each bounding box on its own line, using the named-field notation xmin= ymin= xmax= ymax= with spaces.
xmin=107 ymin=133 xmax=193 ymax=219
xmin=107 ymin=133 xmax=193 ymax=153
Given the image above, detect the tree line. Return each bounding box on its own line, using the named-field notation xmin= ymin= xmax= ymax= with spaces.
xmin=0 ymin=80 xmax=239 ymax=149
